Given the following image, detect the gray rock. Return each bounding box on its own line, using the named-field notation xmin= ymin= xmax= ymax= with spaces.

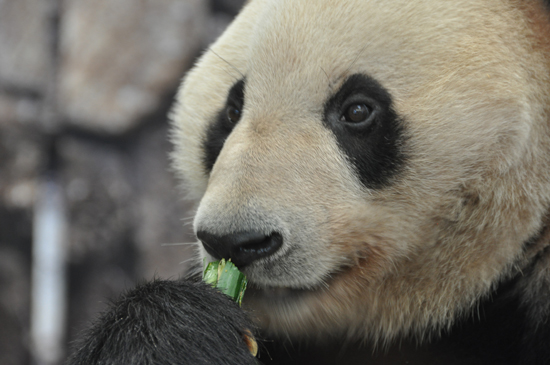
xmin=0 ymin=92 xmax=42 ymax=127
xmin=0 ymin=0 xmax=242 ymax=361
xmin=0 ymin=123 xmax=44 ymax=210
xmin=60 ymin=123 xmax=196 ymax=344
xmin=0 ymin=0 xmax=51 ymax=92
xmin=211 ymin=0 xmax=247 ymax=16
xmin=205 ymin=13 xmax=235 ymax=47
xmin=129 ymin=124 xmax=197 ymax=279
xmin=58 ymin=136 xmax=136 ymax=260
xmin=59 ymin=122 xmax=194 ymax=273
xmin=0 ymin=247 xmax=30 ymax=365
xmin=58 ymin=0 xmax=208 ymax=134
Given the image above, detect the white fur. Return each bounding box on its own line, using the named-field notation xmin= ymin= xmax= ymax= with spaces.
xmin=171 ymin=0 xmax=550 ymax=343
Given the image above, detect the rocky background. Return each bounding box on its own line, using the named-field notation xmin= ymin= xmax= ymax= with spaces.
xmin=0 ymin=0 xmax=245 ymax=364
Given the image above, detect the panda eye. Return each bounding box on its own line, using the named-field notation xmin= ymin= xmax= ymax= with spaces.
xmin=226 ymin=105 xmax=242 ymax=124
xmin=340 ymin=103 xmax=372 ymax=124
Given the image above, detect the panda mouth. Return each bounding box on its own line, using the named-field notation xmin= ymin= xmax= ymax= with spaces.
xmin=260 ymin=286 xmax=295 ymax=298
xmin=247 ymin=283 xmax=316 ymax=302
xmin=247 ymin=269 xmax=346 ymax=302
xmin=243 ymin=257 xmax=355 ymax=302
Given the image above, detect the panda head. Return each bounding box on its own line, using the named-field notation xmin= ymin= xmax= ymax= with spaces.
xmin=171 ymin=0 xmax=550 ymax=343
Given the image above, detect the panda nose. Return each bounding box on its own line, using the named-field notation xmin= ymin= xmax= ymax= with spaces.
xmin=197 ymin=230 xmax=283 ymax=267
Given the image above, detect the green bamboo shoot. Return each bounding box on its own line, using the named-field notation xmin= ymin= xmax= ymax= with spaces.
xmin=202 ymin=259 xmax=248 ymax=306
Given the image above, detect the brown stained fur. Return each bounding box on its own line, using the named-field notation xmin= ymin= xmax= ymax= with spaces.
xmin=515 ymin=0 xmax=550 ymax=55
xmin=171 ymin=0 xmax=550 ymax=345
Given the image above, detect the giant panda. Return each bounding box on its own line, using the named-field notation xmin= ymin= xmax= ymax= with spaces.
xmin=170 ymin=0 xmax=550 ymax=362
xmin=69 ymin=0 xmax=550 ymax=364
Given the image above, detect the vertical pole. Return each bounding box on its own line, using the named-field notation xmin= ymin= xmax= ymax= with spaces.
xmin=31 ymin=0 xmax=65 ymax=362
xmin=31 ymin=175 xmax=67 ymax=365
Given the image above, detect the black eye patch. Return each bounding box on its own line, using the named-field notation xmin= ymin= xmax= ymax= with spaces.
xmin=203 ymin=78 xmax=245 ymax=173
xmin=323 ymin=74 xmax=407 ymax=189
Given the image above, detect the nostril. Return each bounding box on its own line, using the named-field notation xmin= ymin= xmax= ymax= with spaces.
xmin=196 ymin=230 xmax=228 ymax=261
xmin=238 ymin=232 xmax=282 ymax=256
xmin=196 ymin=230 xmax=283 ymax=267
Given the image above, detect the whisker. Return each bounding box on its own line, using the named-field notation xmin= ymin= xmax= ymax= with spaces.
xmin=341 ymin=44 xmax=368 ymax=79
xmin=211 ymin=49 xmax=245 ymax=79
xmin=320 ymin=66 xmax=333 ymax=92
xmin=179 ymin=257 xmax=201 ymax=266
xmin=161 ymin=242 xmax=197 ymax=247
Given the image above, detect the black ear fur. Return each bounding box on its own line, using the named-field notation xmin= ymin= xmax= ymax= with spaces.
xmin=66 ymin=278 xmax=258 ymax=365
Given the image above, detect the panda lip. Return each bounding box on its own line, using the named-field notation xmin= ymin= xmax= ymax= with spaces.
xmin=248 ymin=283 xmax=312 ymax=301
xmin=246 ymin=266 xmax=349 ymax=300
xmin=262 ymin=286 xmax=294 ymax=298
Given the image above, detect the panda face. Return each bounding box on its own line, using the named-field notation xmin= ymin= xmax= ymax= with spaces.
xmin=171 ymin=0 xmax=550 ymax=340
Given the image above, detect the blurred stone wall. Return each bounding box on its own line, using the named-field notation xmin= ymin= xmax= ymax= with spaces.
xmin=0 ymin=0 xmax=244 ymax=363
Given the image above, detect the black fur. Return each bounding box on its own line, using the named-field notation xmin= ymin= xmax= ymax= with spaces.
xmin=434 ymin=246 xmax=550 ymax=365
xmin=259 ymin=261 xmax=550 ymax=365
xmin=517 ymin=246 xmax=550 ymax=364
xmin=66 ymin=278 xmax=258 ymax=365
xmin=203 ymin=78 xmax=245 ymax=173
xmin=322 ymin=74 xmax=406 ymax=189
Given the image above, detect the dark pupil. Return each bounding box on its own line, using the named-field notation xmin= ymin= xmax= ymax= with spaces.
xmin=227 ymin=106 xmax=241 ymax=123
xmin=346 ymin=103 xmax=370 ymax=123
